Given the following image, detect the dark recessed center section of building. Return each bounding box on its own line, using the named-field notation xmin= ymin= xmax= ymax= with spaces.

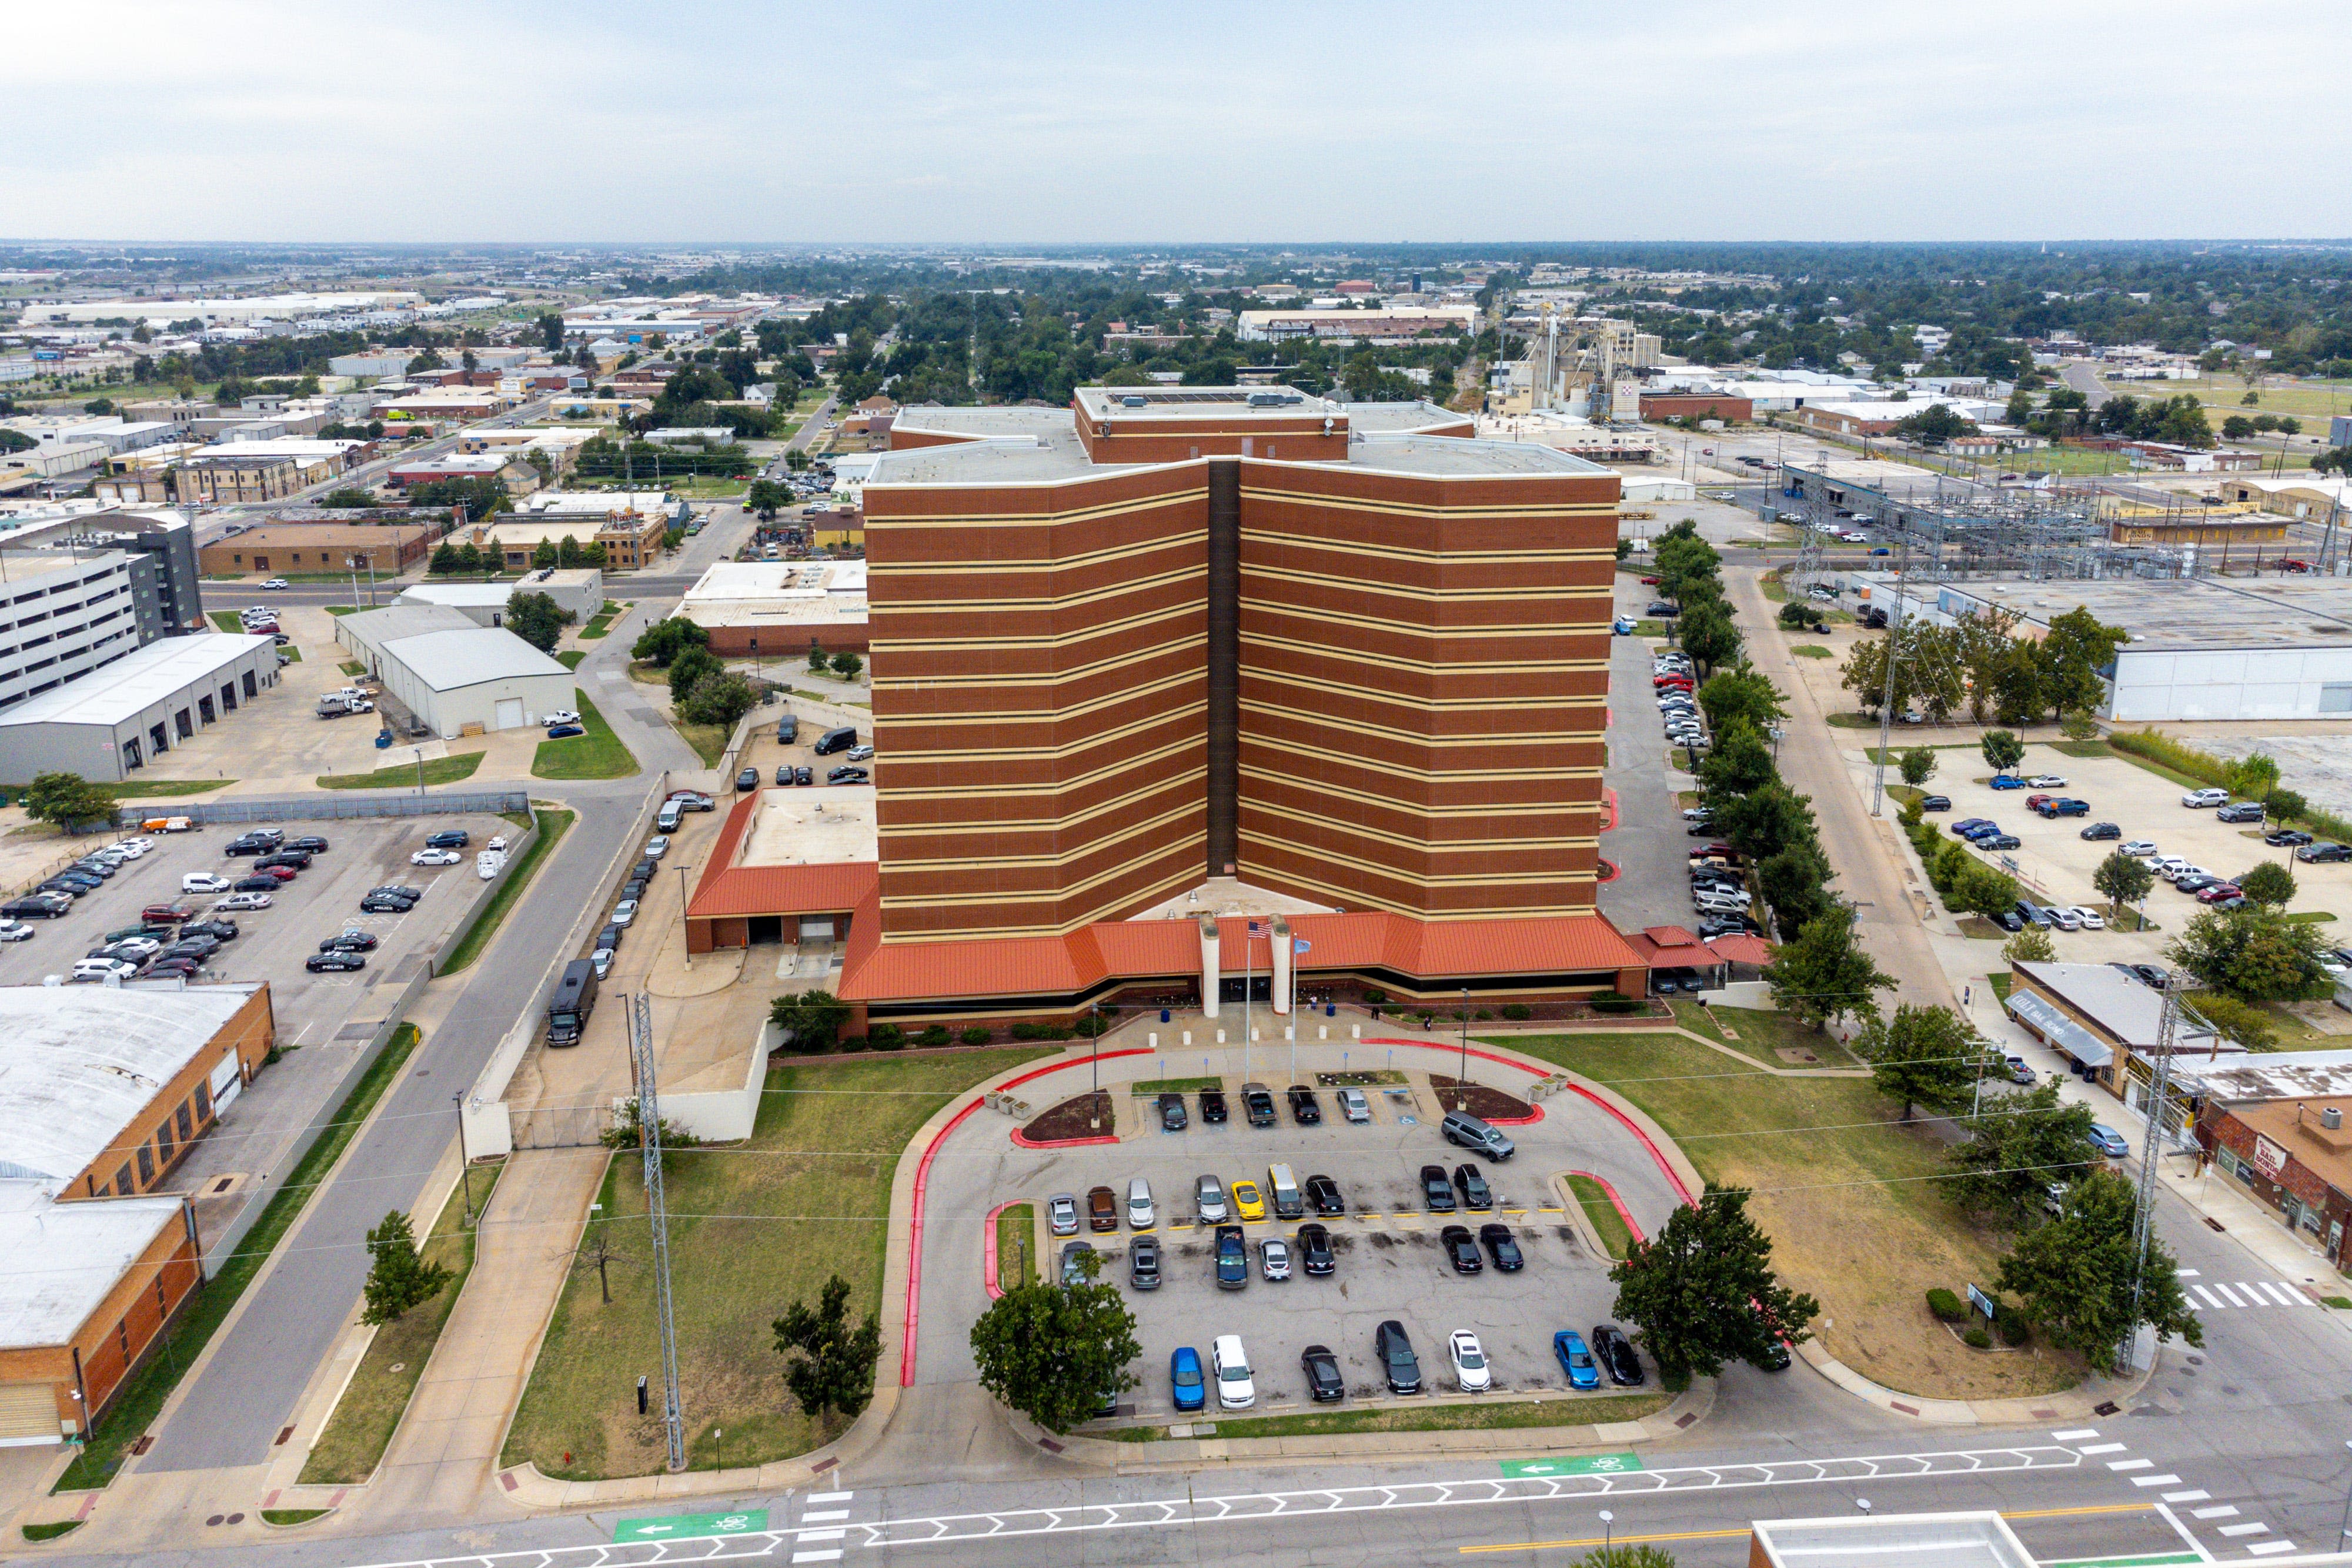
xmin=1204 ymin=457 xmax=1241 ymax=877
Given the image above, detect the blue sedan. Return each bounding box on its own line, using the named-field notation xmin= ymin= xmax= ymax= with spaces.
xmin=2089 ymin=1124 xmax=2130 ymax=1159
xmin=1990 ymin=774 xmax=2027 ymax=790
xmin=1553 ymin=1329 xmax=1602 ymax=1390
xmin=1170 ymin=1345 xmax=1206 ymax=1413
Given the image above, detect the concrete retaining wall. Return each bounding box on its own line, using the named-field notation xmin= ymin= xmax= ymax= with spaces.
xmin=115 ymin=789 xmax=531 ymax=827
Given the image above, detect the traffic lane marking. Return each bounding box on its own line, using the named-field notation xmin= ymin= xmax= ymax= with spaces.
xmin=2191 ymin=1506 xmax=2237 ymax=1519
xmin=1460 ymin=1502 xmax=2156 ymax=1556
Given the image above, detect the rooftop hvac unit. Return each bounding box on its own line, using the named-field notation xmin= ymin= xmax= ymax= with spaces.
xmin=2324 ymin=1106 xmax=2344 ymax=1131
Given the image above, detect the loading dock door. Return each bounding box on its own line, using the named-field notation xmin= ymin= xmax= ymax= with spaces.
xmin=0 ymin=1383 xmax=59 ymax=1445
xmin=494 ymin=698 xmax=524 ymax=730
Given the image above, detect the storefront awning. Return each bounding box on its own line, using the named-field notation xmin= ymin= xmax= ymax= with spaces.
xmin=2007 ymin=991 xmax=2114 ymax=1068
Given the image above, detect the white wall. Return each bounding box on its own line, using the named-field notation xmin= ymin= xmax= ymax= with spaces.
xmin=415 ymin=672 xmax=574 ymax=738
xmin=2109 ymin=646 xmax=2352 ymax=722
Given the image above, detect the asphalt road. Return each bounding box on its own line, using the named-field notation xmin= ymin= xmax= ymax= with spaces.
xmin=1596 ymin=600 xmax=1695 ymax=936
xmin=2060 ymin=361 xmax=2113 ymax=411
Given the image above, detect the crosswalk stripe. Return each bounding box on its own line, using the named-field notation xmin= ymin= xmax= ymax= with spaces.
xmin=2080 ymin=1442 xmax=2128 ymax=1455
xmin=796 ymin=1529 xmax=846 ymax=1542
xmin=2193 ymin=1505 xmax=2239 ymax=1519
xmin=2260 ymin=1281 xmax=2303 ymax=1305
xmin=2214 ymin=1282 xmax=2250 ymax=1306
xmin=801 ymin=1512 xmax=850 ymax=1523
xmin=807 ymin=1492 xmax=855 ymax=1503
xmin=2219 ymin=1521 xmax=2270 ymax=1537
xmin=2247 ymin=1540 xmax=2298 ymax=1556
xmin=2130 ymin=1474 xmax=2181 ymax=1487
xmin=791 ymin=1554 xmax=844 ymax=1564
xmin=2193 ymin=1285 xmax=2226 ymax=1308
xmin=2177 ymin=1268 xmax=2201 ymax=1278
xmin=2163 ymin=1490 xmax=2210 ymax=1503
xmin=2109 ymin=1459 xmax=2153 ymax=1472
xmin=2052 ymin=1427 xmax=2101 ymax=1440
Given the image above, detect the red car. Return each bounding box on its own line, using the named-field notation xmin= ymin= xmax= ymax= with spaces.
xmin=2024 ymin=794 xmax=2052 ymax=809
xmin=1639 ymin=575 xmax=1661 ymax=586
xmin=2197 ymin=883 xmax=2244 ymax=904
xmin=256 ymin=865 xmax=299 ymax=882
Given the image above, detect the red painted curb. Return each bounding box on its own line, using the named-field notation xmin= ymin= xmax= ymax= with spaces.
xmin=982 ymin=1200 xmax=1013 ymax=1300
xmin=1364 ymin=1037 xmax=1696 ymax=1208
xmin=1010 ymin=1128 xmax=1120 ymax=1149
xmin=1566 ymin=1168 xmax=1646 ymax=1243
xmin=901 ymin=1047 xmax=1156 ymax=1386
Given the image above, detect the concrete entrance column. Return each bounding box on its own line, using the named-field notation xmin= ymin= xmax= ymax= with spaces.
xmin=1270 ymin=915 xmax=1292 ymax=1015
xmin=1198 ymin=912 xmax=1220 ymax=1020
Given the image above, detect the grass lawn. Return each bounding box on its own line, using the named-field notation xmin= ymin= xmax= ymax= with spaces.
xmin=2285 ymin=910 xmax=2338 ymax=924
xmin=260 ymin=1509 xmax=326 ymax=1527
xmin=55 ymin=777 xmax=232 ymax=801
xmin=316 ymin=753 xmax=485 ymax=791
xmin=1108 ymin=1392 xmax=1671 ymax=1442
xmin=995 ymin=1203 xmax=1037 ymax=1288
xmin=1129 ymin=1076 xmax=1223 ymax=1095
xmin=439 ymin=807 xmax=572 ymax=974
xmin=579 ymin=601 xmax=626 ymax=639
xmin=504 ymin=1047 xmax=1054 ymax=1480
xmin=300 ymin=1159 xmax=506 ymax=1485
xmin=1988 ymin=972 xmax=2015 ymax=1004
xmin=1498 ymin=1031 xmax=2082 ymax=1400
xmin=326 ymin=605 xmax=358 ymax=617
xmin=21 ymin=1521 xmax=81 ymax=1542
xmin=556 ymin=650 xmax=586 ymax=670
xmin=1788 ymin=644 xmax=1833 ymax=658
xmin=339 ymin=661 xmax=366 ymax=677
xmin=57 ymin=1024 xmax=425 ymax=1492
xmin=1677 ymin=1004 xmax=1860 ymax=1069
xmin=1565 ymin=1174 xmax=1634 ymax=1260
xmin=1825 ymin=711 xmax=1880 ymax=728
xmin=1632 ymin=619 xmax=1671 ymax=637
xmin=1760 ymin=574 xmax=1788 ymax=601
xmin=206 ymin=611 xmax=247 ymax=633
xmin=676 ymin=721 xmax=729 ymax=768
xmin=531 ymin=691 xmax=637 ymax=780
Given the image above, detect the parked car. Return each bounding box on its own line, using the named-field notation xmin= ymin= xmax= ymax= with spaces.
xmin=2023 ymin=774 xmax=2067 ymax=788
xmin=1058 ymin=1240 xmax=1096 ymax=1287
xmin=2197 ymin=882 xmax=2246 ymax=905
xmin=1591 ymin=1323 xmax=1646 ymax=1386
xmin=1126 ymin=1177 xmax=1154 ymax=1231
xmin=1337 ymin=1086 xmax=1370 ymax=1123
xmin=2004 ymin=1055 xmax=2036 ymax=1085
xmin=412 ymin=848 xmax=462 ymax=866
xmin=1919 ymin=794 xmax=1951 ymax=812
xmin=1085 ymin=1185 xmax=1118 ymax=1233
xmin=2089 ymin=1125 xmax=2130 ymax=1159
xmin=319 ymin=932 xmax=378 ymax=952
xmin=611 ymin=900 xmax=640 ymax=928
xmin=1287 ymin=1085 xmax=1321 ymax=1125
xmin=1375 ymin=1320 xmax=1422 ymax=1395
xmin=2080 ymin=821 xmax=2122 ymax=841
xmin=2182 ymin=787 xmax=2230 ymax=807
xmin=1989 ymin=774 xmax=2026 ymax=790
xmin=1198 ymin=1088 xmax=1230 ymax=1125
xmin=1979 ymin=834 xmax=2022 ymax=851
xmin=2033 ymin=798 xmax=2090 ymax=818
xmin=1194 ymin=1174 xmax=1228 ymax=1224
xmin=1448 ymin=1330 xmax=1492 ymax=1393
xmin=1479 ymin=1222 xmax=1525 ymax=1271
xmin=2216 ymin=801 xmax=2266 ymax=823
xmin=1296 ymin=1222 xmax=1334 ymax=1276
xmin=180 ymin=873 xmax=232 ymax=894
xmin=1214 ymin=1224 xmax=1248 ymax=1289
xmin=2066 ymin=906 xmax=2107 ymax=930
xmin=1129 ymin=1234 xmax=1160 ymax=1290
xmin=424 ymin=830 xmax=470 ymax=850
xmin=666 ymin=791 xmax=716 ymax=811
xmin=1047 ymin=1193 xmax=1079 ymax=1236
xmin=1241 ymin=1082 xmax=1277 ymax=1127
xmin=736 ymin=767 xmax=760 ymax=791
xmin=358 ymin=895 xmax=409 ymax=914
xmin=305 ymin=950 xmax=366 ymax=972
xmin=1170 ymin=1345 xmax=1205 ymax=1413
xmin=1453 ymin=1163 xmax=1492 ymax=1210
xmin=1210 ymin=1335 xmax=1255 ymax=1410
xmin=1299 ymin=1343 xmax=1345 ymax=1402
xmin=1950 ymin=818 xmax=1993 ymax=837
xmin=825 ymin=765 xmax=870 ymax=785
xmin=1157 ymin=1092 xmax=1187 ymax=1132
xmin=0 ymin=920 xmax=36 ymax=942
xmin=1439 ymin=1224 xmax=1484 ymax=1273
xmin=2267 ymin=829 xmax=2316 ymax=848
xmin=1305 ymin=1174 xmax=1345 ymax=1216
xmin=1420 ymin=1165 xmax=1457 ymax=1212
xmin=215 ymin=892 xmax=273 ymax=911
xmin=1553 ymin=1329 xmax=1602 ymax=1390
xmin=1259 ymin=1236 xmax=1291 ymax=1281
xmin=1230 ymin=1179 xmax=1265 ymax=1222
xmin=2298 ymin=842 xmax=2352 ymax=862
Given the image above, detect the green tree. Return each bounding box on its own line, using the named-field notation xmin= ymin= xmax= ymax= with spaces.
xmin=428 ymin=541 xmax=461 ymax=575
xmin=1696 ymin=663 xmax=1785 ymax=737
xmin=360 ymin=1209 xmax=452 ymax=1326
xmin=2167 ymin=906 xmax=2328 ymax=1002
xmin=557 ymin=534 xmax=584 ymax=569
xmin=2266 ymin=788 xmax=2307 ymax=825
xmin=22 ymin=771 xmax=113 ymax=831
xmin=1676 ymin=601 xmax=1742 ymax=679
xmin=1859 ymin=1003 xmax=1986 ymax=1121
xmin=968 ymin=1262 xmax=1141 ymax=1434
xmin=808 ymin=647 xmax=831 ymax=673
xmin=769 ymin=989 xmax=851 ymax=1051
xmin=2184 ymin=989 xmax=2278 ymax=1051
xmin=2034 ymin=608 xmax=2127 ymax=722
xmin=1953 ymin=858 xmax=2021 ymax=921
xmin=2221 ymin=414 xmax=2255 ymax=442
xmin=2224 ymin=750 xmax=2280 ymax=801
xmin=667 ymin=646 xmax=723 ymax=704
xmin=747 ymin=478 xmax=788 ymax=519
xmin=1778 ymin=600 xmax=1819 ymax=630
xmin=1697 ymin=721 xmax=1776 ymax=808
xmin=503 ymin=590 xmax=573 ymax=654
xmin=2002 ymin=925 xmax=2056 ymax=965
xmin=406 ymin=348 xmax=446 ymax=375
xmin=1980 ymin=729 xmax=2026 ymax=775
xmin=678 ymin=670 xmax=761 ymax=729
xmin=1995 ymin=1169 xmax=2203 ymax=1372
xmin=2093 ymin=849 xmax=2154 ymax=912
xmin=319 ymin=486 xmax=377 ymax=509
xmin=1755 ymin=841 xmax=1835 ymax=941
xmin=1898 ymin=747 xmax=1938 ymax=787
xmin=1568 ymin=1550 xmax=1679 ymax=1568
xmin=630 ymin=616 xmax=709 ymax=667
xmin=1716 ymin=780 xmax=1819 ymax=865
xmin=1947 ymin=1080 xmax=2100 ymax=1225
xmin=773 ymin=1273 xmax=882 ymax=1420
xmin=1762 ymin=908 xmax=1893 ymax=1031
xmin=1607 ymin=1185 xmax=1818 ymax=1382
xmin=2236 ymin=860 xmax=2297 ymax=908
xmin=538 ymin=312 xmax=566 ymax=352
xmin=1893 ymin=402 xmax=1976 ymax=447
xmin=829 ymin=651 xmax=864 ymax=681
xmin=531 ymin=539 xmax=559 ymax=570
xmin=455 ymin=543 xmax=483 ymax=573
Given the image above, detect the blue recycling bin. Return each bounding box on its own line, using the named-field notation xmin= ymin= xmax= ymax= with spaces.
xmin=1160 ymin=1009 xmax=1171 ymax=1024
xmin=374 ymin=729 xmax=393 ymax=750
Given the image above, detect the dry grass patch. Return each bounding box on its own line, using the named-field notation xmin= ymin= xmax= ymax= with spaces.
xmin=1504 ymin=1033 xmax=2084 ymax=1400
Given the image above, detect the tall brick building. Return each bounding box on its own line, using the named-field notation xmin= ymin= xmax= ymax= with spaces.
xmin=688 ymin=389 xmax=1643 ymax=1024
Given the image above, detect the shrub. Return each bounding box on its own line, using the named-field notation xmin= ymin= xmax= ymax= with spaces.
xmin=1962 ymin=1326 xmax=1993 ymax=1350
xmin=1997 ymin=1311 xmax=2030 ymax=1348
xmin=1926 ymin=1288 xmax=1966 ymax=1322
xmin=866 ymin=1024 xmax=904 ymax=1051
xmin=1588 ymin=991 xmax=1643 ymax=1015
xmin=1361 ymin=988 xmax=1387 ymax=1004
xmin=960 ymin=1025 xmax=991 ymax=1046
xmin=1898 ymin=800 xmax=1923 ymax=830
xmin=1074 ymin=1014 xmax=1108 ymax=1037
xmin=1039 ymin=1025 xmax=1071 ymax=1041
xmin=835 ymin=1036 xmax=866 ymax=1052
xmin=1500 ymin=1003 xmax=1532 ymax=1021
xmin=917 ymin=1025 xmax=951 ymax=1048
xmin=1010 ymin=1022 xmax=1041 ymax=1041
xmin=1474 ymin=1009 xmax=1492 ymax=1021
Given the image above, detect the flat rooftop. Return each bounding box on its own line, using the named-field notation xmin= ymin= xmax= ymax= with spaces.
xmin=868 ymin=420 xmax=1605 ymax=489
xmin=0 ymin=633 xmax=273 ymax=730
xmin=1944 ymin=574 xmax=2352 ymax=651
xmin=741 ymin=789 xmax=877 ymax=866
xmin=1072 ymin=386 xmax=1349 ymax=423
xmin=0 ymin=1181 xmax=185 ymax=1349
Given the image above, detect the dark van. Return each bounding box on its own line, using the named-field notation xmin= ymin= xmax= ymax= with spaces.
xmin=547 ymin=958 xmax=599 ymax=1048
xmin=778 ymin=714 xmax=800 ymax=745
xmin=814 ymin=726 xmax=858 ymax=756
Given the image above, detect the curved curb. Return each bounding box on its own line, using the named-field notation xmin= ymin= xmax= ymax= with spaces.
xmin=1793 ymin=1337 xmax=2159 ymax=1429
xmin=981 ymin=1200 xmax=1020 ymax=1300
xmin=1563 ymin=1169 xmax=1646 ymax=1243
xmin=1010 ymin=1128 xmax=1120 ymax=1149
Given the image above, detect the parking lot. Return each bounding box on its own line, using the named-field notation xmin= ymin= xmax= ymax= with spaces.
xmin=921 ymin=1048 xmax=1687 ymax=1423
xmin=0 ymin=812 xmax=514 ymax=1238
xmin=1913 ymin=740 xmax=2352 ymax=954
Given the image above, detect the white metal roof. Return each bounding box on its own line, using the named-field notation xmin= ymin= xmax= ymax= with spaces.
xmin=0 ymin=985 xmax=259 ymax=1185
xmin=0 ymin=1181 xmax=184 ymax=1348
xmin=381 ymin=627 xmax=570 ymax=691
xmin=397 ymin=583 xmax=521 ymax=609
xmin=0 ymin=633 xmax=272 ymax=730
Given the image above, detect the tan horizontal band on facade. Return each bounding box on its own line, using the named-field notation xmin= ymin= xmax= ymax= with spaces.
xmin=873 ymin=632 xmax=1205 ymax=697
xmin=866 ymin=487 xmax=1211 ymax=538
xmin=874 ymin=657 xmax=1200 ymax=722
xmin=881 ymin=800 xmax=1202 ymax=874
xmin=873 ymin=563 xmax=1208 ymax=620
xmin=867 ymin=527 xmax=1206 ymax=579
xmin=877 ymin=733 xmax=1205 ymax=804
xmin=1240 ymin=648 xmax=1608 ymax=702
xmin=1239 ymin=785 xmax=1595 ymax=843
xmin=1235 ymin=764 xmax=1600 ymax=822
xmin=881 ymin=849 xmax=1201 ymax=934
xmin=1241 ymin=566 xmax=1615 ymax=610
xmin=1241 ymin=527 xmax=1613 ymax=566
xmin=1236 ymin=697 xmax=1605 ymax=755
xmin=880 ymin=762 xmax=1205 ymax=834
xmin=1237 ymin=850 xmax=1597 ymax=922
xmin=1238 ymin=827 xmax=1594 ymax=889
xmin=878 ymin=691 xmax=1207 ymax=754
xmin=1237 ymin=486 xmax=1619 ymax=524
xmin=872 ymin=600 xmax=1202 ymax=660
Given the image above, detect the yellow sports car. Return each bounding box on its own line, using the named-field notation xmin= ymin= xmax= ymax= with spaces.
xmin=1231 ymin=1179 xmax=1266 ymax=1222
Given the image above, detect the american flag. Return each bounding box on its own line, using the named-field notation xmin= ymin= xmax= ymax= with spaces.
xmin=1246 ymin=919 xmax=1269 ymax=937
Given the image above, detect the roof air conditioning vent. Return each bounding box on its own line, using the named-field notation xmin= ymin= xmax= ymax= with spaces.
xmin=2325 ymin=1105 xmax=2344 ymax=1131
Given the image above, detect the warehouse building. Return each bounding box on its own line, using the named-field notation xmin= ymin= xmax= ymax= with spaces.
xmin=0 ymin=984 xmax=274 ymax=1444
xmin=334 ymin=604 xmax=572 ymax=737
xmin=197 ymin=521 xmax=439 ymax=577
xmin=0 ymin=633 xmax=280 ymax=781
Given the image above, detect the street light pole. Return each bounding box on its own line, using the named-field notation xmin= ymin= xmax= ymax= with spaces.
xmin=1458 ymin=985 xmax=1469 ymax=1111
xmin=676 ymin=862 xmax=693 ymax=971
xmin=452 ymin=1092 xmax=475 ymax=1224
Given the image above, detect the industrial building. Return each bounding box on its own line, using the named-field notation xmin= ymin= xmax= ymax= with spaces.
xmin=333 ymin=604 xmax=573 ymax=737
xmin=397 ymin=567 xmax=603 ymax=624
xmin=673 ymin=559 xmax=868 ymax=656
xmin=0 ymin=983 xmax=274 ymax=1445
xmin=686 ymin=387 xmax=1644 ymax=1025
xmin=197 ymin=521 xmax=439 ymax=577
xmin=0 ymin=513 xmax=208 ymax=708
xmin=0 ymin=632 xmax=280 ymax=780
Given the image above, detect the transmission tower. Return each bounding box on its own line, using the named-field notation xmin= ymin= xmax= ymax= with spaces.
xmin=631 ymin=991 xmax=686 ymax=1472
xmin=2123 ymin=976 xmax=2182 ymax=1374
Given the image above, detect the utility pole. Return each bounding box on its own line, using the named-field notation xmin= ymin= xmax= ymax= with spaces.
xmin=1868 ymin=537 xmax=1911 ymax=817
xmin=452 ymin=1093 xmax=474 ymax=1224
xmin=1457 ymin=985 xmax=1469 ymax=1111
xmin=2123 ymin=976 xmax=2182 ymax=1373
xmin=630 ymin=991 xmax=686 ymax=1472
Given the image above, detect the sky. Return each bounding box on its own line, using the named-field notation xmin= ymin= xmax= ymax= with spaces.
xmin=12 ymin=0 xmax=2350 ymax=246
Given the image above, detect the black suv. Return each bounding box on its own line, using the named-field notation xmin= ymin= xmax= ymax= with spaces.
xmin=1287 ymin=1085 xmax=1321 ymax=1125
xmin=2080 ymin=821 xmax=2122 ymax=841
xmin=1452 ymin=1163 xmax=1492 ymax=1211
xmin=1198 ymin=1088 xmax=1228 ymax=1124
xmin=1304 ymin=1174 xmax=1344 ymax=1216
xmin=1375 ymin=1320 xmax=1421 ymax=1395
xmin=1420 ymin=1164 xmax=1457 ymax=1212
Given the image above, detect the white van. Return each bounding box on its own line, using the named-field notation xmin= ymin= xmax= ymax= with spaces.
xmin=1126 ymin=1177 xmax=1154 ymax=1231
xmin=1266 ymin=1162 xmax=1304 ymax=1221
